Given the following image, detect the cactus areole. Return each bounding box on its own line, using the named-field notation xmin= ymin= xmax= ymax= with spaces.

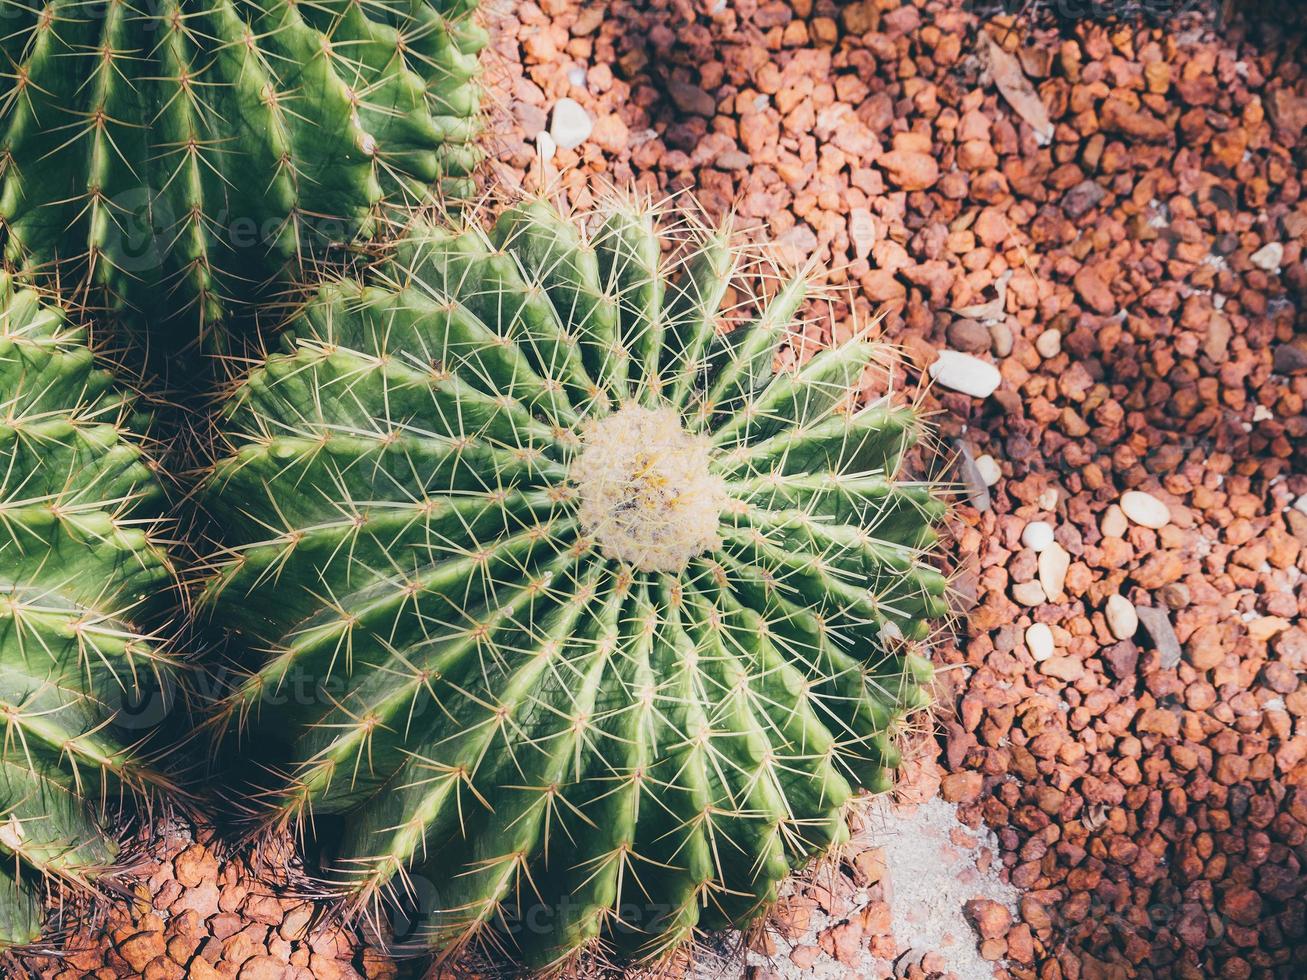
xmin=203 ymin=198 xmax=948 ymax=966
xmin=0 ymin=0 xmax=485 ymax=338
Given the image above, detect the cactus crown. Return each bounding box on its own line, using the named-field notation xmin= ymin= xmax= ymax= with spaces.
xmin=0 ymin=273 xmax=180 ymax=949
xmin=0 ymin=0 xmax=486 ymax=340
xmin=571 ymin=404 xmax=728 ymax=572
xmin=199 ymin=194 xmax=947 ymax=968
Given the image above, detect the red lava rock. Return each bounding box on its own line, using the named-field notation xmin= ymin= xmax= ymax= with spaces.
xmin=32 ymin=823 xmax=378 ymax=979
xmin=1072 ymin=264 xmax=1116 ymax=314
xmin=964 ymin=898 xmax=1012 ymax=941
xmin=877 ymin=149 xmax=940 ymax=190
xmin=941 ymin=769 xmax=984 ymax=803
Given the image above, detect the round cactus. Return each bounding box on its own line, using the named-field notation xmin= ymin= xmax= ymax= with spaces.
xmin=0 ymin=274 xmax=180 ymax=949
xmin=200 ymin=197 xmax=947 ymax=967
xmin=0 ymin=0 xmax=486 ymax=340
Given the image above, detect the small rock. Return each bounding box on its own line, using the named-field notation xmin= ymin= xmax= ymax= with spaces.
xmin=1101 ymin=504 xmax=1129 ymax=538
xmin=1062 ymin=180 xmax=1106 ymax=219
xmin=1012 ymin=580 xmax=1047 ymax=606
xmin=955 ymin=440 xmax=992 ymax=512
xmin=941 ymin=770 xmax=983 ymax=803
xmin=1038 ymin=543 xmax=1070 ymax=601
xmin=118 ymin=932 xmax=168 ymax=972
xmin=990 ymin=320 xmax=1014 ymax=357
xmin=877 ymin=149 xmax=940 ymax=190
xmin=1034 ymin=328 xmax=1061 ymax=358
xmin=947 ymin=318 xmax=990 ymax=353
xmin=1273 ymin=340 xmax=1307 ymax=375
xmin=1105 ymin=594 xmax=1138 ymax=640
xmin=963 ymin=898 xmax=1012 ymax=940
xmin=1025 ymin=622 xmax=1054 ymax=662
xmin=1136 ymin=607 xmax=1183 ymax=669
xmin=667 ymin=80 xmax=716 ymax=117
xmin=1249 ymin=241 xmax=1284 ymax=272
xmin=549 ymin=97 xmax=592 ymax=149
xmin=849 ymin=208 xmax=876 ymax=260
xmin=239 ymin=957 xmax=287 ymax=980
xmin=536 ymin=130 xmax=557 ymax=162
xmin=1073 ymin=265 xmax=1116 ymax=314
xmin=1021 ymin=521 xmax=1054 ymax=552
xmin=1040 ymin=655 xmax=1084 ymax=681
xmin=975 ymin=454 xmax=1001 ymax=486
xmin=1120 ymin=490 xmax=1171 ymax=529
xmin=1158 ymin=583 xmax=1191 ymax=608
xmin=928 ymin=350 xmax=1001 ymax=398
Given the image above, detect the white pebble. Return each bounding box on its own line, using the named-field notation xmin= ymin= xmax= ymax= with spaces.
xmin=535 ymin=130 xmax=557 ymax=163
xmin=1025 ymin=622 xmax=1054 ymax=662
xmin=1022 ymin=521 xmax=1054 ymax=552
xmin=975 ymin=454 xmax=1001 ymax=487
xmin=1295 ymin=495 xmax=1307 ymax=516
xmin=1035 ymin=329 xmax=1062 ymax=358
xmin=549 ymin=97 xmax=592 ymax=150
xmin=1038 ymin=542 xmax=1070 ymax=602
xmin=1038 ymin=488 xmax=1059 ymax=510
xmin=1250 ymin=242 xmax=1283 ymax=272
xmin=1105 ymin=594 xmax=1138 ymax=640
xmin=928 ymin=350 xmax=1001 ymax=398
xmin=849 ymin=208 xmax=877 ymax=260
xmin=1101 ymin=504 xmax=1128 ymax=538
xmin=567 ymin=66 xmax=587 ymax=88
xmin=1252 ymin=405 xmax=1272 ymax=422
xmin=1120 ymin=490 xmax=1171 ymax=530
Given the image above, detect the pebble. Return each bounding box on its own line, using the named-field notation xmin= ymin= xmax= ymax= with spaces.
xmin=1136 ymin=606 xmax=1183 ymax=669
xmin=1100 ymin=504 xmax=1129 ymax=538
xmin=989 ymin=321 xmax=1014 ymax=357
xmin=1249 ymin=241 xmax=1284 ymax=271
xmin=1038 ymin=543 xmax=1070 ymax=602
xmin=1119 ymin=490 xmax=1171 ymax=529
xmin=1105 ymin=594 xmax=1139 ymax=640
xmin=975 ymin=454 xmax=1001 ymax=486
xmin=946 ymin=318 xmax=991 ymax=353
xmin=848 ymin=208 xmax=876 ymax=260
xmin=549 ymin=97 xmax=592 ymax=149
xmin=535 ymin=130 xmax=557 ymax=163
xmin=1025 ymin=623 xmax=1054 ymax=662
xmin=1012 ymin=580 xmax=1047 ymax=606
xmin=1034 ymin=329 xmax=1062 ymax=358
xmin=1021 ymin=520 xmax=1054 ymax=552
xmin=927 ymin=351 xmax=1002 ymax=398
xmin=955 ymin=440 xmax=992 ymax=513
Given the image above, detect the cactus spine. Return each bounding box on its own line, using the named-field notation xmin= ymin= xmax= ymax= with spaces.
xmin=0 ymin=274 xmax=179 ymax=949
xmin=0 ymin=0 xmax=485 ymax=340
xmin=201 ymin=197 xmax=947 ymax=967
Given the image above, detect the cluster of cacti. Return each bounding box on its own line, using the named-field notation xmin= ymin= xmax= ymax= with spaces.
xmin=0 ymin=274 xmax=179 ymax=949
xmin=198 ymin=197 xmax=947 ymax=967
xmin=0 ymin=0 xmax=485 ymax=339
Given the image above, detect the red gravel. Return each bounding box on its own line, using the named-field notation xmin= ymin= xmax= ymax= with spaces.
xmin=490 ymin=0 xmax=1307 ymax=978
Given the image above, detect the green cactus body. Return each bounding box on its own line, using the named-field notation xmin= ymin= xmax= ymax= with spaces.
xmin=0 ymin=274 xmax=178 ymax=948
xmin=0 ymin=0 xmax=485 ymax=339
xmin=202 ymin=198 xmax=947 ymax=966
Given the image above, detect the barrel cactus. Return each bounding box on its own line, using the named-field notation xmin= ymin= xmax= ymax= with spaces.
xmin=0 ymin=0 xmax=485 ymax=341
xmin=0 ymin=274 xmax=180 ymax=949
xmin=200 ymin=197 xmax=947 ymax=966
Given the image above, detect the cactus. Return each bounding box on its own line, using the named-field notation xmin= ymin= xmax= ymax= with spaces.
xmin=0 ymin=0 xmax=486 ymax=342
xmin=0 ymin=274 xmax=179 ymax=949
xmin=200 ymin=196 xmax=947 ymax=967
